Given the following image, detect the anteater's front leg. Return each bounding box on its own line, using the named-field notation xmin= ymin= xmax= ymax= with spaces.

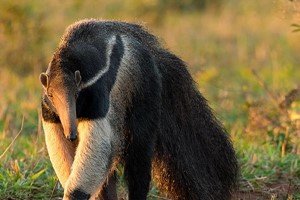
xmin=42 ymin=121 xmax=76 ymax=187
xmin=63 ymin=119 xmax=115 ymax=200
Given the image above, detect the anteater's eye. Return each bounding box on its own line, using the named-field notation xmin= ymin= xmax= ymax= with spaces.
xmin=48 ymin=93 xmax=53 ymax=98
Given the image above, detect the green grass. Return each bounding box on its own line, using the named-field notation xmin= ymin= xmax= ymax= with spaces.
xmin=1 ymin=0 xmax=300 ymax=199
xmin=0 ymin=69 xmax=62 ymax=199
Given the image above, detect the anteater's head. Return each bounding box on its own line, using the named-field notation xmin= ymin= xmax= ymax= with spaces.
xmin=40 ymin=69 xmax=81 ymax=142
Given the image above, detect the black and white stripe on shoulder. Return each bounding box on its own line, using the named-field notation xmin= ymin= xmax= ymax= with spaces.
xmin=79 ymin=34 xmax=124 ymax=91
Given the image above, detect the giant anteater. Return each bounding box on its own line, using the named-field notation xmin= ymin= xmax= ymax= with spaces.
xmin=40 ymin=19 xmax=238 ymax=200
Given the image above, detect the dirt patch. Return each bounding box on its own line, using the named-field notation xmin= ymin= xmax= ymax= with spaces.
xmin=234 ymin=183 xmax=300 ymax=200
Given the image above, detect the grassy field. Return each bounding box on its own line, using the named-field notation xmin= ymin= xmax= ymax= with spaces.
xmin=1 ymin=0 xmax=300 ymax=199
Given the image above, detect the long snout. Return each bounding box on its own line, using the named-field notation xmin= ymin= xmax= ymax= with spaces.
xmin=61 ymin=110 xmax=78 ymax=142
xmin=57 ymin=99 xmax=78 ymax=142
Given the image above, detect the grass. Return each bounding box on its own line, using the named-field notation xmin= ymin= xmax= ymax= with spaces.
xmin=1 ymin=0 xmax=300 ymax=199
xmin=0 ymin=71 xmax=61 ymax=199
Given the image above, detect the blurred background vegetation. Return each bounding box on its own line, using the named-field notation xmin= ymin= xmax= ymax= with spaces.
xmin=0 ymin=0 xmax=300 ymax=199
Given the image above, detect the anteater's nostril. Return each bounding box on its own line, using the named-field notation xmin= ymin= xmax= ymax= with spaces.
xmin=67 ymin=132 xmax=77 ymax=142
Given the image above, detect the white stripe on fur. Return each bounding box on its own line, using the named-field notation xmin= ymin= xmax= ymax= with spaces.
xmin=79 ymin=35 xmax=117 ymax=91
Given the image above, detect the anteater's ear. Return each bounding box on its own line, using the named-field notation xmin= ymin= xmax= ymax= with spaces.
xmin=39 ymin=73 xmax=49 ymax=89
xmin=75 ymin=70 xmax=81 ymax=87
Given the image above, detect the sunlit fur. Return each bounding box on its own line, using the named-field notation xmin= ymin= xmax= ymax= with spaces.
xmin=64 ymin=119 xmax=114 ymax=199
xmin=42 ymin=121 xmax=76 ymax=187
xmin=41 ymin=19 xmax=238 ymax=200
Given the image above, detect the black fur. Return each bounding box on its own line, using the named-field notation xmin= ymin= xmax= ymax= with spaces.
xmin=43 ymin=19 xmax=238 ymax=200
xmin=75 ymin=34 xmax=124 ymax=119
xmin=153 ymin=49 xmax=238 ymax=199
xmin=69 ymin=189 xmax=90 ymax=200
xmin=44 ymin=34 xmax=124 ymax=121
xmin=123 ymin=39 xmax=162 ymax=199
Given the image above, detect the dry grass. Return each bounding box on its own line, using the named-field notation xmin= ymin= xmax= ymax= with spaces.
xmin=0 ymin=0 xmax=300 ymax=199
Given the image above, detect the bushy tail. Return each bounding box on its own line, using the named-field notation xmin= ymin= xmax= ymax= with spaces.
xmin=152 ymin=50 xmax=238 ymax=200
